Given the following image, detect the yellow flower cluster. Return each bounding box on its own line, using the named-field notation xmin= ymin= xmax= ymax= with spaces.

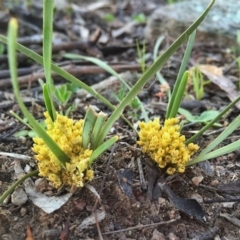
xmin=32 ymin=112 xmax=94 ymax=188
xmin=137 ymin=118 xmax=199 ymax=174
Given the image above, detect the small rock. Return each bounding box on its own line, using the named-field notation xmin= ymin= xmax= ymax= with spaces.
xmin=20 ymin=207 xmax=27 ymax=216
xmin=151 ymin=229 xmax=166 ymax=240
xmin=158 ymin=197 xmax=166 ymax=204
xmin=191 ymin=193 xmax=203 ymax=203
xmin=192 ymin=176 xmax=204 ymax=186
xmin=222 ymin=202 xmax=235 ymax=208
xmin=24 ymin=164 xmax=31 ymax=173
xmin=11 ymin=187 xmax=28 ymax=206
xmin=214 ymin=235 xmax=221 ymax=240
xmin=168 ymin=210 xmax=177 ymax=220
xmin=168 ymin=232 xmax=180 ymax=240
xmin=210 ymin=179 xmax=219 ymax=186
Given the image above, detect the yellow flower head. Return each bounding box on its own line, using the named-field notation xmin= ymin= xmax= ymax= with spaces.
xmin=32 ymin=112 xmax=94 ymax=188
xmin=137 ymin=118 xmax=199 ymax=174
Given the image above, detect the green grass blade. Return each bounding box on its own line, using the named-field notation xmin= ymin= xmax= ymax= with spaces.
xmin=96 ymin=0 xmax=215 ymax=146
xmin=91 ymin=112 xmax=107 ymax=150
xmin=166 ymin=30 xmax=196 ymax=119
xmin=10 ymin=110 xmax=33 ymax=130
xmin=168 ymin=71 xmax=189 ymax=118
xmin=43 ymin=0 xmax=56 ymax=121
xmin=43 ymin=83 xmax=55 ymax=121
xmin=185 ymin=94 xmax=240 ymax=144
xmin=186 ymin=139 xmax=240 ymax=166
xmin=89 ymin=136 xmax=118 ymax=164
xmin=191 ymin=115 xmax=240 ymax=162
xmin=82 ymin=106 xmax=97 ymax=149
xmin=7 ymin=18 xmax=70 ymax=166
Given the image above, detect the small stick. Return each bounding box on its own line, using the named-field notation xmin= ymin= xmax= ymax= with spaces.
xmin=102 ymin=217 xmax=180 ymax=235
xmin=0 ymin=64 xmax=142 ymax=88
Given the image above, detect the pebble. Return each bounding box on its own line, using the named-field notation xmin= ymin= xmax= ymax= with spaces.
xmin=24 ymin=164 xmax=31 ymax=173
xmin=11 ymin=187 xmax=28 ymax=206
xmin=210 ymin=179 xmax=219 ymax=186
xmin=151 ymin=229 xmax=166 ymax=240
xmin=168 ymin=232 xmax=180 ymax=240
xmin=222 ymin=202 xmax=235 ymax=208
xmin=192 ymin=176 xmax=204 ymax=186
xmin=168 ymin=210 xmax=177 ymax=220
xmin=20 ymin=207 xmax=27 ymax=216
xmin=158 ymin=197 xmax=166 ymax=204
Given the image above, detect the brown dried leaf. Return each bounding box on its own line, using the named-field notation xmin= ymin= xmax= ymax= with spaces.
xmin=26 ymin=225 xmax=33 ymax=240
xmin=197 ymin=64 xmax=240 ymax=109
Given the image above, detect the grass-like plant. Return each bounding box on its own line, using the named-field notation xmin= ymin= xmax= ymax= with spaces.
xmin=137 ymin=26 xmax=240 ymax=176
xmin=0 ymin=0 xmax=220 ymax=204
xmin=188 ymin=66 xmax=211 ymax=100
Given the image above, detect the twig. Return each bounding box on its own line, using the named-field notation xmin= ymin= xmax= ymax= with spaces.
xmin=0 ymin=40 xmax=101 ymax=63
xmin=137 ymin=157 xmax=147 ymax=190
xmin=102 ymin=217 xmax=180 ymax=235
xmin=0 ymin=64 xmax=142 ymax=88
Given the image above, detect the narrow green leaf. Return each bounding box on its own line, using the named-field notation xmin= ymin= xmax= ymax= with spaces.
xmin=63 ymin=91 xmax=71 ymax=103
xmin=82 ymin=106 xmax=98 ymax=149
xmin=43 ymin=0 xmax=56 ymax=121
xmin=186 ymin=94 xmax=240 ymax=144
xmin=186 ymin=139 xmax=240 ymax=166
xmin=10 ymin=110 xmax=33 ymax=130
xmin=168 ymin=71 xmax=189 ymax=119
xmin=59 ymin=85 xmax=67 ymax=96
xmin=91 ymin=112 xmax=107 ymax=150
xmin=89 ymin=136 xmax=118 ymax=164
xmin=193 ymin=115 xmax=240 ymax=161
xmin=43 ymin=83 xmax=54 ymax=120
xmin=54 ymin=87 xmax=64 ymax=103
xmin=166 ymin=31 xmax=196 ymax=119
